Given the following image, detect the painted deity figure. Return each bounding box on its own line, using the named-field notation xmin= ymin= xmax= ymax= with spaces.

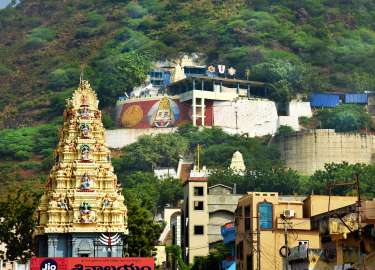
xmin=81 ymin=95 xmax=89 ymax=106
xmin=152 ymin=97 xmax=173 ymax=128
xmin=79 ymin=202 xmax=95 ymax=223
xmin=57 ymin=195 xmax=69 ymax=211
xmin=80 ymin=173 xmax=92 ymax=190
xmin=80 ymin=107 xmax=90 ymax=119
xmin=102 ymin=194 xmax=111 ymax=210
xmin=80 ymin=123 xmax=90 ymax=138
xmin=81 ymin=145 xmax=90 ymax=162
xmin=80 ymin=202 xmax=91 ymax=213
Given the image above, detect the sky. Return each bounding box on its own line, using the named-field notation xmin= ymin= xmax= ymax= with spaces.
xmin=0 ymin=0 xmax=11 ymax=9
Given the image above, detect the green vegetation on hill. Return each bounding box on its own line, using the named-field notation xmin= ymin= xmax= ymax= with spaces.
xmin=2 ymin=0 xmax=375 ymax=126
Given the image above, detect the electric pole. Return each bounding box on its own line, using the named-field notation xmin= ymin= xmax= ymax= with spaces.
xmin=257 ymin=216 xmax=261 ymax=270
xmin=355 ymin=174 xmax=363 ymax=270
xmin=283 ymin=218 xmax=289 ymax=270
xmin=327 ymin=174 xmax=363 ymax=270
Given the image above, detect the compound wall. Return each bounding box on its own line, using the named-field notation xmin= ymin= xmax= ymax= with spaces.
xmin=213 ymin=99 xmax=279 ymax=137
xmin=276 ymin=129 xmax=375 ymax=175
xmin=105 ymin=128 xmax=177 ymax=148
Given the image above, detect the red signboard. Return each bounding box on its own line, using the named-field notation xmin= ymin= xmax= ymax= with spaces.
xmin=30 ymin=257 xmax=154 ymax=270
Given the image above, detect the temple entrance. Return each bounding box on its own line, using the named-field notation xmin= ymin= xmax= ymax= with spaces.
xmin=78 ymin=240 xmax=92 ymax=257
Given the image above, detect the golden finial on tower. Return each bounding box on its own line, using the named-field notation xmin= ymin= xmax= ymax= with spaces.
xmin=79 ymin=65 xmax=84 ymax=88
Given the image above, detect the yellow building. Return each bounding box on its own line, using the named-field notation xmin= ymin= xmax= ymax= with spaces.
xmin=235 ymin=192 xmax=357 ymax=270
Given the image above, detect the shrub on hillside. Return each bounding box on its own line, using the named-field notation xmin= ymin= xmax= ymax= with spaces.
xmin=316 ymin=104 xmax=373 ymax=132
xmin=24 ymin=27 xmax=55 ymax=49
xmin=48 ymin=67 xmax=80 ymax=90
xmin=127 ymin=2 xmax=147 ymax=18
xmin=277 ymin=125 xmax=294 ymax=136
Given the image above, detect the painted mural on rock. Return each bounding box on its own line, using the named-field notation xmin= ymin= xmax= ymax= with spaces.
xmin=119 ymin=97 xmax=213 ymax=128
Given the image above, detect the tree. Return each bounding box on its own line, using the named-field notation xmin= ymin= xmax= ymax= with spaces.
xmin=277 ymin=125 xmax=295 ymax=136
xmin=209 ymin=166 xmax=301 ymax=195
xmin=307 ymin=162 xmax=375 ymax=197
xmin=124 ymin=192 xmax=162 ymax=257
xmin=122 ymin=172 xmax=160 ymax=213
xmin=0 ymin=188 xmax=40 ymax=261
xmin=158 ymin=177 xmax=183 ymax=209
xmin=191 ymin=243 xmax=230 ymax=270
xmin=118 ymin=133 xmax=188 ymax=174
xmin=93 ymin=52 xmax=151 ymax=106
xmin=316 ymin=105 xmax=373 ymax=132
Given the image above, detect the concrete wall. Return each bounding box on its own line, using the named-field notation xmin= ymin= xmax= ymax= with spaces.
xmin=275 ymin=129 xmax=375 ymax=175
xmin=288 ymin=100 xmax=312 ymax=118
xmin=105 ymin=128 xmax=176 ymax=148
xmin=213 ymin=99 xmax=279 ymax=137
xmin=207 ymin=193 xmax=242 ymax=244
xmin=278 ymin=116 xmax=300 ymax=131
xmin=303 ymin=195 xmax=357 ymax=217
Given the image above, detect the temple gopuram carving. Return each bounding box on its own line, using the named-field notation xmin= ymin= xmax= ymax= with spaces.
xmin=34 ymin=80 xmax=128 ymax=257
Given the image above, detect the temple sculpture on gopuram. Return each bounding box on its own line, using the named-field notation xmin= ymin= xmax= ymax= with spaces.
xmin=34 ymin=80 xmax=128 ymax=257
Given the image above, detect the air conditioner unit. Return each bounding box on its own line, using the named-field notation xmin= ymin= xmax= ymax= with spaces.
xmin=283 ymin=209 xmax=295 ymax=219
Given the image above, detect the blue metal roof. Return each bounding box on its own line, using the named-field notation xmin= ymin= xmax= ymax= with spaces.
xmin=344 ymin=93 xmax=368 ymax=104
xmin=310 ymin=93 xmax=340 ymax=108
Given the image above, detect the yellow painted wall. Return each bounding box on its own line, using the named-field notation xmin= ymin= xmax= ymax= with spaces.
xmin=303 ymin=195 xmax=357 ymax=217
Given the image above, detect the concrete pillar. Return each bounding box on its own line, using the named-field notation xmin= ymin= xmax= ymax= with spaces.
xmin=192 ymin=96 xmax=196 ymax=126
xmin=201 ymin=98 xmax=205 ymax=127
xmin=47 ymin=235 xmax=57 ymax=257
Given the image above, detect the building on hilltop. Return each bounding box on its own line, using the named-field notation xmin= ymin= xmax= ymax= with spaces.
xmin=108 ymin=63 xmax=312 ymax=148
xmin=34 ymin=80 xmax=128 ymax=257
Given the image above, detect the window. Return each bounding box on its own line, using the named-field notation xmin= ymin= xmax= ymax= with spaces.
xmin=258 ymin=202 xmax=273 ymax=229
xmin=194 ymin=201 xmax=204 ymax=210
xmin=244 ymin=206 xmax=250 ymax=231
xmin=194 ymin=186 xmax=204 ymax=196
xmin=194 ymin=225 xmax=204 ymax=235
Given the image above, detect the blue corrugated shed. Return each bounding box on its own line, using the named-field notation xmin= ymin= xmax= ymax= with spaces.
xmin=310 ymin=93 xmax=340 ymax=108
xmin=344 ymin=93 xmax=368 ymax=104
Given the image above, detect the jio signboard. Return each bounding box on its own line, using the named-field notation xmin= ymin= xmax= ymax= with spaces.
xmin=31 ymin=257 xmax=154 ymax=270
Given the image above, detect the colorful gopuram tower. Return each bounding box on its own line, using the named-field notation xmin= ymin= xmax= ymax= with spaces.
xmin=34 ymin=80 xmax=128 ymax=257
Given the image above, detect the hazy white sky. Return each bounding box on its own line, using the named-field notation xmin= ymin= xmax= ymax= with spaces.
xmin=0 ymin=0 xmax=11 ymax=9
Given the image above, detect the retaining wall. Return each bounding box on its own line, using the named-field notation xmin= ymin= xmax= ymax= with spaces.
xmin=275 ymin=129 xmax=375 ymax=175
